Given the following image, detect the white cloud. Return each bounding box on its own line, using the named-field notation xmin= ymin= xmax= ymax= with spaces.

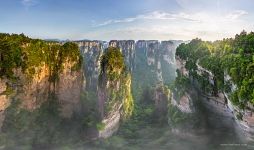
xmin=96 ymin=11 xmax=200 ymax=27
xmin=90 ymin=10 xmax=250 ymax=41
xmin=226 ymin=10 xmax=248 ymax=20
xmin=96 ymin=10 xmax=249 ymax=27
xmin=22 ymin=0 xmax=36 ymax=7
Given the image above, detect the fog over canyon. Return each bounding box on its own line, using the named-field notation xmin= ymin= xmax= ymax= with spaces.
xmin=0 ymin=32 xmax=254 ymax=150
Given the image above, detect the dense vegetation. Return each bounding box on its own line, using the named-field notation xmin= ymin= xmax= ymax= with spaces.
xmin=172 ymin=70 xmax=190 ymax=100
xmin=100 ymin=47 xmax=125 ymax=81
xmin=0 ymin=33 xmax=83 ymax=148
xmin=176 ymin=31 xmax=254 ymax=109
xmin=0 ymin=33 xmax=82 ymax=81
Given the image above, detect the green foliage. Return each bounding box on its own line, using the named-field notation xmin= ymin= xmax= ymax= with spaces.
xmin=176 ymin=31 xmax=254 ymax=108
xmin=176 ymin=39 xmax=211 ymax=78
xmin=0 ymin=33 xmax=82 ymax=82
xmin=144 ymin=107 xmax=154 ymax=116
xmin=79 ymin=89 xmax=100 ymax=129
xmin=99 ymin=47 xmax=134 ymax=119
xmin=117 ymin=102 xmax=156 ymax=139
xmin=100 ymin=47 xmax=124 ymax=82
xmin=172 ymin=71 xmax=190 ymax=99
xmin=96 ymin=122 xmax=106 ymax=131
xmin=82 ymin=114 xmax=96 ymax=128
xmin=121 ymin=73 xmax=134 ymax=119
xmin=0 ymin=38 xmax=22 ymax=78
xmin=168 ymin=104 xmax=188 ymax=127
xmin=236 ymin=112 xmax=243 ymax=120
xmin=1 ymin=85 xmax=14 ymax=96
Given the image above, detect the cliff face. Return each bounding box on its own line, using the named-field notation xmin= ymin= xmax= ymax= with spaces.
xmin=171 ymin=57 xmax=194 ymax=114
xmin=109 ymin=40 xmax=135 ymax=72
xmin=0 ymin=34 xmax=179 ymax=140
xmin=0 ymin=36 xmax=84 ymax=131
xmin=195 ymin=61 xmax=254 ymax=139
xmin=0 ymin=60 xmax=83 ymax=129
xmin=74 ymin=40 xmax=178 ymax=138
xmin=136 ymin=40 xmax=176 ymax=64
xmin=159 ymin=41 xmax=177 ymax=84
xmin=0 ymin=79 xmax=11 ymax=131
xmin=175 ymin=41 xmax=254 ymax=140
xmin=76 ymin=41 xmax=104 ymax=90
xmin=135 ymin=40 xmax=176 ymax=85
xmin=154 ymin=85 xmax=171 ymax=117
xmin=97 ymin=47 xmax=133 ymax=138
xmin=160 ymin=41 xmax=175 ymax=65
xmin=56 ymin=60 xmax=83 ymax=118
xmin=136 ymin=40 xmax=159 ymax=66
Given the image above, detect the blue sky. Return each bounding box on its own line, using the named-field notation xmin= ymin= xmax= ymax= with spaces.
xmin=0 ymin=0 xmax=254 ymax=41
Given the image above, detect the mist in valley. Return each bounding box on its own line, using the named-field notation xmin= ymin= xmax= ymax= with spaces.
xmin=1 ymin=0 xmax=254 ymax=150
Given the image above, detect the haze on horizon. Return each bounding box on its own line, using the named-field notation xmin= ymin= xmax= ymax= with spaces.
xmin=0 ymin=0 xmax=254 ymax=41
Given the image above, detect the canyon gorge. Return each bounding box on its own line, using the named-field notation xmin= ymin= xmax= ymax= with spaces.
xmin=0 ymin=33 xmax=253 ymax=150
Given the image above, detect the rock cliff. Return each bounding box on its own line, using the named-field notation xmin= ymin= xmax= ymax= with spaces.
xmin=135 ymin=40 xmax=176 ymax=85
xmin=0 ymin=34 xmax=179 ymax=141
xmin=109 ymin=40 xmax=135 ymax=72
xmin=175 ymin=37 xmax=254 ymax=141
xmin=0 ymin=36 xmax=83 ymax=131
xmin=97 ymin=47 xmax=133 ymax=138
xmin=75 ymin=40 xmax=104 ymax=90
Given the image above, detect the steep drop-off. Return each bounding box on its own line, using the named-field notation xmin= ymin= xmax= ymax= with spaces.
xmin=175 ymin=31 xmax=254 ymax=141
xmin=0 ymin=34 xmax=84 ymax=148
xmin=97 ymin=47 xmax=134 ymax=138
xmin=0 ymin=33 xmax=181 ymax=149
xmin=75 ymin=40 xmax=104 ymax=90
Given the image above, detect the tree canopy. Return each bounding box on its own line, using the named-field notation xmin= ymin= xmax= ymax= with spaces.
xmin=176 ymin=31 xmax=254 ymax=108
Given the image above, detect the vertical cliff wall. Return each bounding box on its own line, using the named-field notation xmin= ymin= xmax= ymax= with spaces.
xmin=0 ymin=35 xmax=84 ymax=131
xmin=56 ymin=60 xmax=83 ymax=118
xmin=0 ymin=62 xmax=83 ymax=130
xmin=133 ymin=40 xmax=177 ymax=106
xmin=109 ymin=40 xmax=135 ymax=72
xmin=135 ymin=40 xmax=177 ymax=85
xmin=0 ymin=34 xmax=180 ymax=141
xmin=0 ymin=78 xmax=12 ymax=131
xmin=76 ymin=41 xmax=104 ymax=90
xmin=175 ymin=36 xmax=254 ymax=141
xmin=97 ymin=47 xmax=134 ymax=138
